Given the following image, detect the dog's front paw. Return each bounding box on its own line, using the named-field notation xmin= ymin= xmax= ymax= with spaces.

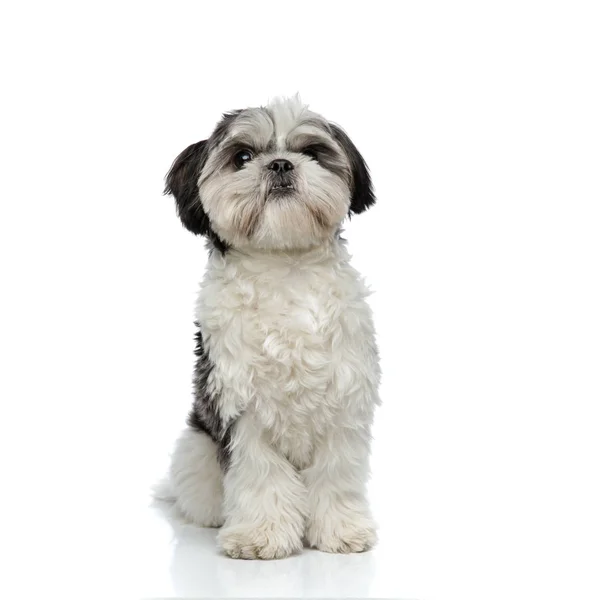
xmin=218 ymin=522 xmax=303 ymax=560
xmin=307 ymin=515 xmax=377 ymax=554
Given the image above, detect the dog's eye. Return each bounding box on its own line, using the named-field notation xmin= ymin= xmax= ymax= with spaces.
xmin=233 ymin=149 xmax=253 ymax=169
xmin=302 ymin=147 xmax=319 ymax=161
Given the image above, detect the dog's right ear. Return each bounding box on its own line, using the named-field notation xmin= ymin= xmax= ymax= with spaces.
xmin=164 ymin=140 xmax=211 ymax=236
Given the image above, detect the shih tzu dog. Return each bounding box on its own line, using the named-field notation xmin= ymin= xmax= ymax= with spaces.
xmin=162 ymin=97 xmax=380 ymax=560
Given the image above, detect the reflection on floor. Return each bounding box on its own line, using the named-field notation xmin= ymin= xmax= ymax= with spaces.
xmin=151 ymin=498 xmax=378 ymax=598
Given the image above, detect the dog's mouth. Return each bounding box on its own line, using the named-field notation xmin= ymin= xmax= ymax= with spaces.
xmin=268 ymin=182 xmax=295 ymax=196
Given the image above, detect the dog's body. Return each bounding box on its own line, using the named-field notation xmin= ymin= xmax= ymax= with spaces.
xmin=163 ymin=98 xmax=380 ymax=559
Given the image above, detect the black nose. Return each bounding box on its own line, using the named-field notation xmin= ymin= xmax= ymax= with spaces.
xmin=268 ymin=159 xmax=294 ymax=173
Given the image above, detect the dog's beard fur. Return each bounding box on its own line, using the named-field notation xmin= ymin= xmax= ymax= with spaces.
xmin=197 ymin=98 xmax=353 ymax=251
xmin=200 ymin=156 xmax=350 ymax=250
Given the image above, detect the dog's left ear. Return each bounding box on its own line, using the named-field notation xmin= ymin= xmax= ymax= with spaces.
xmin=330 ymin=124 xmax=376 ymax=215
xmin=164 ymin=140 xmax=211 ymax=236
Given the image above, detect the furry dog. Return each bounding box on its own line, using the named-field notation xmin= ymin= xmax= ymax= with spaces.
xmin=162 ymin=97 xmax=380 ymax=559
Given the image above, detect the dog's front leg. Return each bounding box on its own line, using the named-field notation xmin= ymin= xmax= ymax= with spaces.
xmin=217 ymin=412 xmax=307 ymax=560
xmin=303 ymin=424 xmax=378 ymax=553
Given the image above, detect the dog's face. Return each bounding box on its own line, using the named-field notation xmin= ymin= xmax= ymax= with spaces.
xmin=165 ymin=98 xmax=375 ymax=251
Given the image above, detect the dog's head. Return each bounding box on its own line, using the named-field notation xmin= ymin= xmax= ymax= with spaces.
xmin=165 ymin=97 xmax=375 ymax=251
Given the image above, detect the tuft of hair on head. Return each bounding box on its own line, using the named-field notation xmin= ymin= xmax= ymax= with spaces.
xmin=265 ymin=93 xmax=309 ymax=118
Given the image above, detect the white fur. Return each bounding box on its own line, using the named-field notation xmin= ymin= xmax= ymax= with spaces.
xmin=169 ymin=238 xmax=380 ymax=558
xmin=217 ymin=412 xmax=308 ymax=559
xmin=169 ymin=428 xmax=224 ymax=527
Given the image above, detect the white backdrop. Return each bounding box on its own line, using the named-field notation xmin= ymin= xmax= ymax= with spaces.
xmin=1 ymin=2 xmax=599 ymax=599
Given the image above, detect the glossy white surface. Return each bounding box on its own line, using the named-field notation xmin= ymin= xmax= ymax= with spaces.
xmin=2 ymin=2 xmax=600 ymax=599
xmin=142 ymin=500 xmax=395 ymax=599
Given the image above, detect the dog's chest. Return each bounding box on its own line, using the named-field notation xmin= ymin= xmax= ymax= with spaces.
xmin=246 ymin=273 xmax=342 ymax=461
xmin=198 ymin=249 xmax=371 ymax=467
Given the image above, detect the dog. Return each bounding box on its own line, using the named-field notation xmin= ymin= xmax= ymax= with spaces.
xmin=162 ymin=97 xmax=381 ymax=559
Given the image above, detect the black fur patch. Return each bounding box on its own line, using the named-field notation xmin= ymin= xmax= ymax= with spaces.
xmin=330 ymin=123 xmax=376 ymax=215
xmin=164 ymin=140 xmax=230 ymax=253
xmin=187 ymin=324 xmax=232 ymax=468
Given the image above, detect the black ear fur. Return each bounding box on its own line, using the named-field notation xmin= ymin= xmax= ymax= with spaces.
xmin=164 ymin=140 xmax=212 ymax=236
xmin=330 ymin=124 xmax=376 ymax=215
